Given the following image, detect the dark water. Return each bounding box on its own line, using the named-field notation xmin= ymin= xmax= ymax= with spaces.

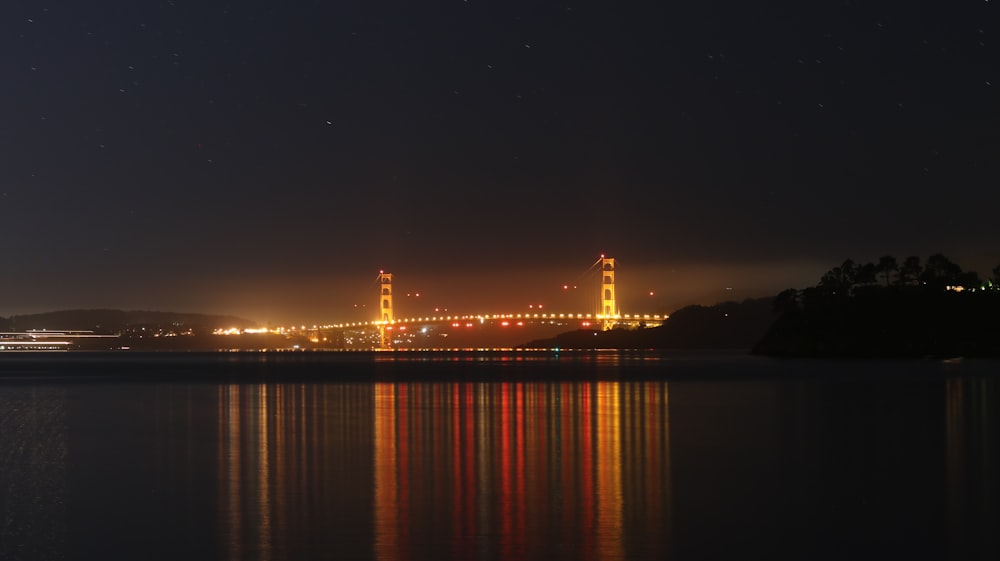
xmin=1 ymin=352 xmax=997 ymax=560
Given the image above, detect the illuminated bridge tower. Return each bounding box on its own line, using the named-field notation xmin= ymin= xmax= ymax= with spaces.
xmin=378 ymin=271 xmax=394 ymax=348
xmin=600 ymin=256 xmax=619 ymax=330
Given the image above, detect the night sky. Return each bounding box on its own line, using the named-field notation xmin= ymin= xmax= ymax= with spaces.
xmin=3 ymin=1 xmax=997 ymax=324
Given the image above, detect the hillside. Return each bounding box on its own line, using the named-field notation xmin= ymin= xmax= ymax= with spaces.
xmin=753 ymin=255 xmax=1000 ymax=357
xmin=0 ymin=309 xmax=257 ymax=333
xmin=524 ymin=298 xmax=777 ymax=350
xmin=753 ymin=286 xmax=1000 ymax=357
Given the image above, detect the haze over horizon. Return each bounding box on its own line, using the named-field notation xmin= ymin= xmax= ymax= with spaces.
xmin=3 ymin=1 xmax=997 ymax=325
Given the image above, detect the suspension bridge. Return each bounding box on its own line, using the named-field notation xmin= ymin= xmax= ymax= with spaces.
xmin=320 ymin=256 xmax=668 ymax=350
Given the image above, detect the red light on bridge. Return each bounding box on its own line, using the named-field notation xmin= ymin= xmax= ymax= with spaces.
xmin=501 ymin=321 xmax=509 ymax=326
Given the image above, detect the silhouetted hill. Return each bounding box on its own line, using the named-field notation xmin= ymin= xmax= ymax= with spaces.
xmin=524 ymin=298 xmax=777 ymax=350
xmin=753 ymin=254 xmax=1000 ymax=357
xmin=0 ymin=309 xmax=257 ymax=333
xmin=754 ymin=287 xmax=1000 ymax=357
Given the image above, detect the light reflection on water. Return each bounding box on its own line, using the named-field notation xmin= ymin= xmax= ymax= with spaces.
xmin=211 ymin=380 xmax=670 ymax=561
xmin=945 ymin=376 xmax=1000 ymax=558
xmin=369 ymin=381 xmax=671 ymax=561
xmin=0 ymin=356 xmax=998 ymax=560
xmin=214 ymin=383 xmax=375 ymax=560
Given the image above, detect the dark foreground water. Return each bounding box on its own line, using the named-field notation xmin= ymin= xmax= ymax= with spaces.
xmin=1 ymin=351 xmax=997 ymax=560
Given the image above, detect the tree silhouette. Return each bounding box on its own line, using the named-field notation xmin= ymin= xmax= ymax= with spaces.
xmin=876 ymin=255 xmax=898 ymax=286
xmin=899 ymin=256 xmax=921 ymax=286
xmin=819 ymin=259 xmax=857 ymax=296
xmin=993 ymin=263 xmax=1000 ymax=283
xmin=921 ymin=253 xmax=963 ymax=288
xmin=773 ymin=288 xmax=800 ymax=313
xmin=956 ymin=270 xmax=981 ymax=289
xmin=856 ymin=262 xmax=878 ymax=286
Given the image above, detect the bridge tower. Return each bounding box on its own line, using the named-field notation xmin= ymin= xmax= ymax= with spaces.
xmin=377 ymin=271 xmax=394 ymax=348
xmin=600 ymin=256 xmax=619 ymax=330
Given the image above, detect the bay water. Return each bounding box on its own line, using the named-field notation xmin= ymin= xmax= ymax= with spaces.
xmin=1 ymin=351 xmax=997 ymax=560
